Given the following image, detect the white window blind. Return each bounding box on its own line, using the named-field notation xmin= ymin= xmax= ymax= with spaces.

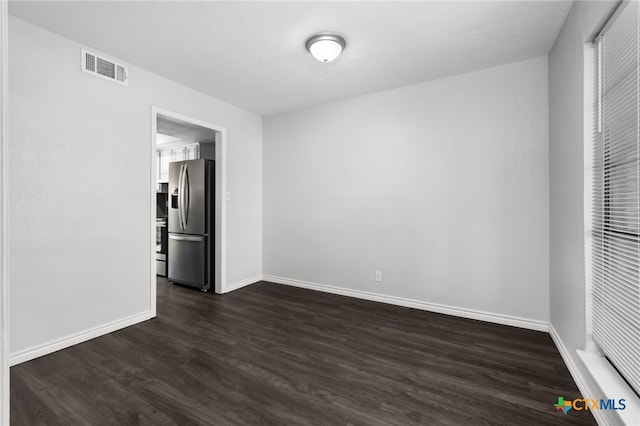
xmin=592 ymin=0 xmax=640 ymax=395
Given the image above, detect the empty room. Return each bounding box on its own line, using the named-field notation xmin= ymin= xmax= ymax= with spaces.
xmin=0 ymin=0 xmax=639 ymax=425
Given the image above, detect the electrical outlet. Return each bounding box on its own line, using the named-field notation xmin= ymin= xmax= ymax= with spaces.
xmin=374 ymin=271 xmax=382 ymax=282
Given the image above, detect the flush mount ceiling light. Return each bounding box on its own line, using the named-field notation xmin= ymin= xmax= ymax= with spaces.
xmin=305 ymin=34 xmax=346 ymax=62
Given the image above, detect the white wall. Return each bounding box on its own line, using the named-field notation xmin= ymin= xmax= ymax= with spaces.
xmin=263 ymin=57 xmax=550 ymax=326
xmin=549 ymin=0 xmax=616 ymax=357
xmin=548 ymin=1 xmax=620 ymax=423
xmin=8 ymin=17 xmax=262 ymax=358
xmin=1 ymin=2 xmax=9 ymax=423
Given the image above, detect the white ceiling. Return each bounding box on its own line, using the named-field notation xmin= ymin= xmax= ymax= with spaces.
xmin=8 ymin=1 xmax=573 ymax=116
xmin=157 ymin=114 xmax=216 ymax=143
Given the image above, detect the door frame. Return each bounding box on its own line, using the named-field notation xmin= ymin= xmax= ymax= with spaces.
xmin=1 ymin=1 xmax=9 ymax=423
xmin=150 ymin=107 xmax=227 ymax=315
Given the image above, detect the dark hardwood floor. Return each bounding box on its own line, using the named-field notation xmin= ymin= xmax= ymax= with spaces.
xmin=11 ymin=278 xmax=595 ymax=425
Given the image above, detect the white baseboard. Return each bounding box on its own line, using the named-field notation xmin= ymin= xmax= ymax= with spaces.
xmin=9 ymin=311 xmax=153 ymax=366
xmin=224 ymin=274 xmax=262 ymax=293
xmin=549 ymin=324 xmax=607 ymax=426
xmin=262 ymin=275 xmax=548 ymax=332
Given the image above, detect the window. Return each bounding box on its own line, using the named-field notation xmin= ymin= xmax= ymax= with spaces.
xmin=591 ymin=0 xmax=640 ymax=395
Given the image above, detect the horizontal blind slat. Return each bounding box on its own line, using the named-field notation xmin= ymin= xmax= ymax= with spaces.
xmin=591 ymin=0 xmax=640 ymax=397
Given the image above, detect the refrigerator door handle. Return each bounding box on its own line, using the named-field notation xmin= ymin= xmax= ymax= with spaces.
xmin=181 ymin=163 xmax=188 ymax=230
xmin=183 ymin=163 xmax=190 ymax=228
xmin=169 ymin=234 xmax=203 ymax=242
xmin=177 ymin=163 xmax=184 ymax=230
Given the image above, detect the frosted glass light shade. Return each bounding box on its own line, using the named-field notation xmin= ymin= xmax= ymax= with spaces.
xmin=306 ymin=34 xmax=346 ymax=62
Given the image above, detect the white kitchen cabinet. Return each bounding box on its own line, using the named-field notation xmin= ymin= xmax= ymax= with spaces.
xmin=158 ymin=149 xmax=172 ymax=182
xmin=172 ymin=146 xmax=187 ymax=162
xmin=156 ymin=143 xmax=212 ymax=182
xmin=186 ymin=144 xmax=199 ymax=160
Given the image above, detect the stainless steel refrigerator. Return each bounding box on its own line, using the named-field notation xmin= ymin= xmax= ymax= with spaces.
xmin=168 ymin=159 xmax=215 ymax=292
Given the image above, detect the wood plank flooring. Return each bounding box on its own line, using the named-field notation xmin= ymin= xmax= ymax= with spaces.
xmin=11 ymin=278 xmax=595 ymax=425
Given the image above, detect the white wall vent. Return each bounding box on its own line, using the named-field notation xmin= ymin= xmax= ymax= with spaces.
xmin=81 ymin=49 xmax=128 ymax=86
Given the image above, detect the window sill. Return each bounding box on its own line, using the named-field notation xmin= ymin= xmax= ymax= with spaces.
xmin=577 ymin=350 xmax=640 ymax=425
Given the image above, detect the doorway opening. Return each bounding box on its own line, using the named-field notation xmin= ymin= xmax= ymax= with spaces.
xmin=150 ymin=107 xmax=227 ymax=316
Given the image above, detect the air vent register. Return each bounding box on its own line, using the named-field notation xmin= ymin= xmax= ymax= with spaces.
xmin=81 ymin=48 xmax=128 ymax=86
